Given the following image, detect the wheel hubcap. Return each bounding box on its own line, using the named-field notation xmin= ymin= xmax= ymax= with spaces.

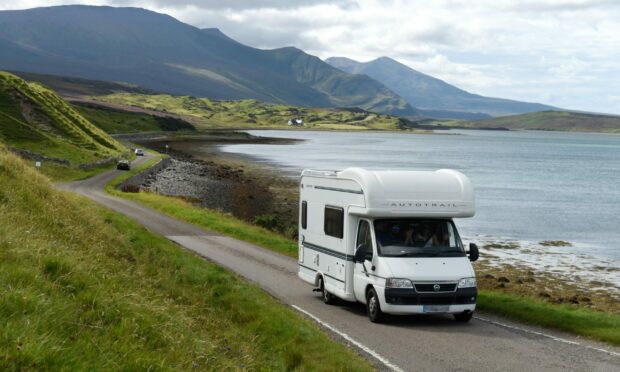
xmin=369 ymin=295 xmax=377 ymax=314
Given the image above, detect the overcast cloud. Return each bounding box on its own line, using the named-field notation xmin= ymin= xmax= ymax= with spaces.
xmin=1 ymin=0 xmax=619 ymax=114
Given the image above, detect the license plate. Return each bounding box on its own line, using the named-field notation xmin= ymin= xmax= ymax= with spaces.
xmin=423 ymin=305 xmax=449 ymax=313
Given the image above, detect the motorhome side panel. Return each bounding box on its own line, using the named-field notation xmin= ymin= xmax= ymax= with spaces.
xmin=298 ymin=176 xmax=364 ymax=299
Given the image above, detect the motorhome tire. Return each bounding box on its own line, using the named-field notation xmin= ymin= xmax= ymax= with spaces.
xmin=366 ymin=287 xmax=383 ymax=323
xmin=319 ymin=277 xmax=334 ymax=304
xmin=454 ymin=311 xmax=473 ymax=322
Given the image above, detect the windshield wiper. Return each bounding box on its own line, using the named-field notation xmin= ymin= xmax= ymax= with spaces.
xmin=389 ymin=252 xmax=438 ymax=257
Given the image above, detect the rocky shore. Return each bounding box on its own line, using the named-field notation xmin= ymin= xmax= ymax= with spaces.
xmin=132 ymin=132 xmax=300 ymax=237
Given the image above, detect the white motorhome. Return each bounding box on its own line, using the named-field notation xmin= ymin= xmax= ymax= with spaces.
xmin=298 ymin=168 xmax=479 ymax=322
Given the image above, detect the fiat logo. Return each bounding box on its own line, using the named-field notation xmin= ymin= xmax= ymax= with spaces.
xmin=433 ymin=284 xmax=440 ymax=292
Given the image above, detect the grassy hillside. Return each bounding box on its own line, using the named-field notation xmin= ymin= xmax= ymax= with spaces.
xmin=94 ymin=93 xmax=408 ymax=130
xmin=76 ymin=103 xmax=196 ymax=134
xmin=0 ymin=144 xmax=371 ymax=370
xmin=0 ymin=71 xmax=126 ymax=164
xmin=458 ymin=110 xmax=620 ymax=133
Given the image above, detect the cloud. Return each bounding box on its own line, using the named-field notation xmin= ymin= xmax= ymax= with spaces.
xmin=1 ymin=0 xmax=619 ymax=113
xmin=112 ymin=0 xmax=358 ymax=10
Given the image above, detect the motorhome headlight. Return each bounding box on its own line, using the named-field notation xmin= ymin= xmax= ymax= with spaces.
xmin=458 ymin=278 xmax=477 ymax=288
xmin=385 ymin=278 xmax=413 ymax=289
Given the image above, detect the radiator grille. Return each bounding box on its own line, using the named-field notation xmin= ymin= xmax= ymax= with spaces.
xmin=414 ymin=283 xmax=457 ymax=292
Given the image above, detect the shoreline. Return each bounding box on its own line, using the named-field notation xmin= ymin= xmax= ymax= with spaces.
xmin=132 ymin=132 xmax=300 ymax=238
xmin=130 ymin=131 xmax=619 ymax=314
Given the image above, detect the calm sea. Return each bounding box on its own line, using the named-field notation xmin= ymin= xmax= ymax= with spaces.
xmin=220 ymin=129 xmax=620 ymax=262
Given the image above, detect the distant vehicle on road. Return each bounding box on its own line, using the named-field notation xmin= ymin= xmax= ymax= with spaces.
xmin=298 ymin=168 xmax=479 ymax=323
xmin=134 ymin=148 xmax=145 ymax=156
xmin=117 ymin=160 xmax=131 ymax=170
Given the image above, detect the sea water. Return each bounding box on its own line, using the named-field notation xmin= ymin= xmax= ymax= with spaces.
xmin=219 ymin=129 xmax=620 ymax=285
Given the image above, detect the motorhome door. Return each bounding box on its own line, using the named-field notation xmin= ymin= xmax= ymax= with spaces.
xmin=353 ymin=219 xmax=376 ymax=302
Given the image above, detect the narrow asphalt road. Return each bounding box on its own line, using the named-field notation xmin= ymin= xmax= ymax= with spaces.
xmin=61 ymin=154 xmax=620 ymax=372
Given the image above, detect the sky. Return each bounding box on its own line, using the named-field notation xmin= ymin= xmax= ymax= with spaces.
xmin=2 ymin=1 xmax=620 ymax=114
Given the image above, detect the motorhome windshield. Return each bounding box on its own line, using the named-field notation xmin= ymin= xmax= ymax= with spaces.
xmin=373 ymin=219 xmax=465 ymax=258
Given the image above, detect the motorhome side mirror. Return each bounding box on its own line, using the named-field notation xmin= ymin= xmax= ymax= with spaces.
xmin=354 ymin=244 xmax=366 ymax=263
xmin=468 ymin=243 xmax=479 ymax=262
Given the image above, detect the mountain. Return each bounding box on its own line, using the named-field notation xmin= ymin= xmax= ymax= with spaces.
xmin=458 ymin=110 xmax=620 ymax=133
xmin=326 ymin=56 xmax=555 ymax=117
xmin=0 ymin=71 xmax=126 ymax=164
xmin=0 ymin=6 xmax=415 ymax=116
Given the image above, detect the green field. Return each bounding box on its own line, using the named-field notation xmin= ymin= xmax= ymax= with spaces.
xmin=0 ymin=143 xmax=372 ymax=371
xmin=454 ymin=110 xmax=620 ymax=133
xmin=76 ymin=103 xmax=196 ymax=134
xmin=94 ymin=93 xmax=410 ymax=130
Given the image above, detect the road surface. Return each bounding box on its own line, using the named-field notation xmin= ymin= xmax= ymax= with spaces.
xmin=61 ymin=154 xmax=620 ymax=372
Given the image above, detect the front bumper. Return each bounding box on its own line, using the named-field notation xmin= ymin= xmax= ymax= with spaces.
xmin=379 ymin=287 xmax=477 ymax=315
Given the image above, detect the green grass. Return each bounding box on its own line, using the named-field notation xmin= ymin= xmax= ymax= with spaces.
xmin=0 ymin=143 xmax=372 ymax=370
xmin=93 ymin=93 xmax=406 ymax=131
xmin=76 ymin=104 xmax=196 ymax=134
xmin=106 ymin=152 xmax=620 ymax=347
xmin=448 ymin=110 xmax=620 ymax=133
xmin=40 ymin=162 xmax=121 ymax=182
xmin=478 ymin=291 xmax=620 ymax=346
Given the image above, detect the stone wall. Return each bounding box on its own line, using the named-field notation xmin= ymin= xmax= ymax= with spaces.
xmin=117 ymin=157 xmax=172 ymax=191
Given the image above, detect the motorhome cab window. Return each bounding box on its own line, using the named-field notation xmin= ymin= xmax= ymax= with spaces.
xmin=301 ymin=201 xmax=307 ymax=229
xmin=324 ymin=206 xmax=344 ymax=238
xmin=374 ymin=219 xmax=464 ymax=257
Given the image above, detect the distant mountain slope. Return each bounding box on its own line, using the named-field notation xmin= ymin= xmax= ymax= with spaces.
xmin=326 ymin=56 xmax=555 ymax=117
xmin=458 ymin=110 xmax=620 ymax=133
xmin=0 ymin=71 xmax=126 ymax=163
xmin=13 ymin=71 xmax=157 ymax=98
xmin=0 ymin=6 xmax=415 ymax=116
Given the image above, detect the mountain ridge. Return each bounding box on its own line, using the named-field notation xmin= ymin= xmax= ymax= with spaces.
xmin=326 ymin=56 xmax=556 ymax=117
xmin=0 ymin=5 xmax=415 ymax=116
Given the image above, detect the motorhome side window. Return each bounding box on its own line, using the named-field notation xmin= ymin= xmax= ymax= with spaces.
xmin=324 ymin=206 xmax=344 ymax=238
xmin=301 ymin=201 xmax=307 ymax=229
xmin=356 ymin=220 xmax=373 ymax=259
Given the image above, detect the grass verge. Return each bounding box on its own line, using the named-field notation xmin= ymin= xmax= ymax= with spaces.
xmin=39 ymin=162 xmax=116 ymax=182
xmin=0 ymin=145 xmax=372 ymax=370
xmin=478 ymin=291 xmax=620 ymax=346
xmin=108 ymin=191 xmax=297 ymax=257
xmin=106 ymin=152 xmax=297 ymax=257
